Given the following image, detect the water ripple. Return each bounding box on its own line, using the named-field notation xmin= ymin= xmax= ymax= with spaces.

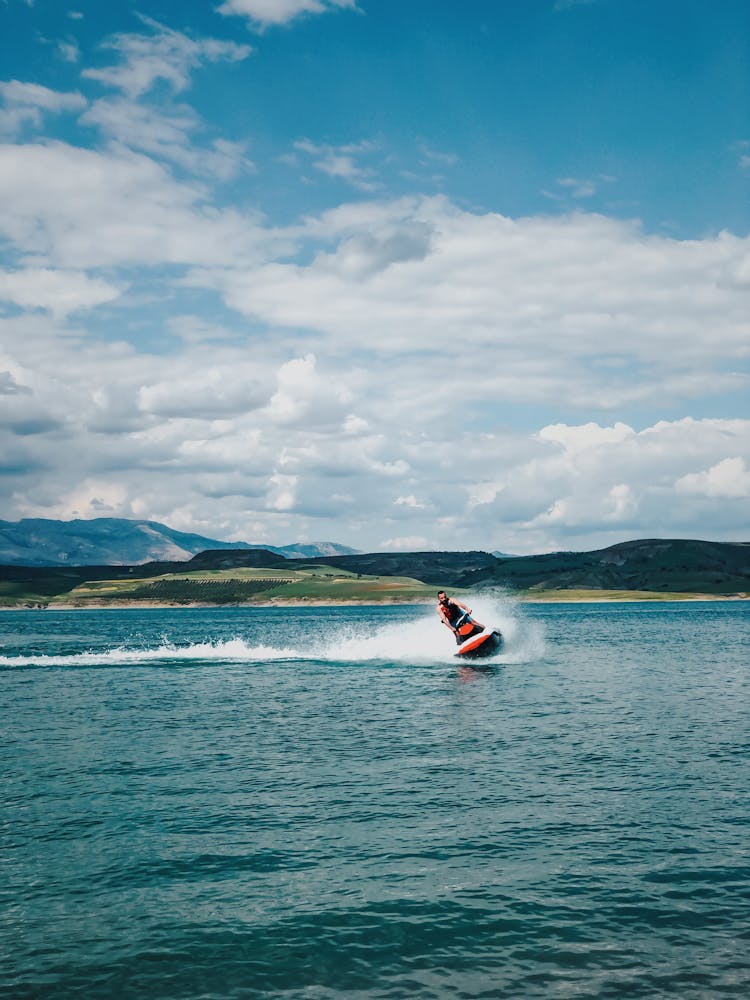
xmin=2 ymin=602 xmax=749 ymax=998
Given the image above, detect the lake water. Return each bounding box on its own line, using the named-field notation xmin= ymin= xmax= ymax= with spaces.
xmin=1 ymin=599 xmax=748 ymax=998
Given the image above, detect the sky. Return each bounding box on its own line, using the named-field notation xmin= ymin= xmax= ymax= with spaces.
xmin=0 ymin=0 xmax=748 ymax=554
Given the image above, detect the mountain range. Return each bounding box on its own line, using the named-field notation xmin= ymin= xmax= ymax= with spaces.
xmin=0 ymin=518 xmax=357 ymax=566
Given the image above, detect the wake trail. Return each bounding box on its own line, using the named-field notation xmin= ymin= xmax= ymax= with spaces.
xmin=0 ymin=595 xmax=544 ymax=668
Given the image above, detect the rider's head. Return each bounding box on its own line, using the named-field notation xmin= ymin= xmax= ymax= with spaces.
xmin=437 ymin=591 xmax=448 ymax=604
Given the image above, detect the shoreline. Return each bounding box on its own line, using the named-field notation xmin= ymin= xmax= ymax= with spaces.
xmin=1 ymin=594 xmax=747 ymax=610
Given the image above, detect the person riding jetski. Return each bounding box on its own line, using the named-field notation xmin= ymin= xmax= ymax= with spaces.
xmin=437 ymin=591 xmax=481 ymax=644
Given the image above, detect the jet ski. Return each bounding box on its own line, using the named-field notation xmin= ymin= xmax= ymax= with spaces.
xmin=452 ymin=611 xmax=503 ymax=660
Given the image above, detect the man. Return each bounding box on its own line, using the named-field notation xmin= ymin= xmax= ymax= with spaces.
xmin=437 ymin=590 xmax=477 ymax=644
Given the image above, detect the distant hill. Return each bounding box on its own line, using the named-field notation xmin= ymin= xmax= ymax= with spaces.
xmin=0 ymin=518 xmax=358 ymax=566
xmin=0 ymin=535 xmax=747 ymax=604
xmin=460 ymin=539 xmax=750 ymax=595
xmin=276 ymin=541 xmax=359 ymax=559
xmin=165 ymin=548 xmax=497 ymax=589
xmin=282 ymin=539 xmax=749 ymax=595
xmin=285 ymin=550 xmax=500 ymax=589
xmin=0 ymin=549 xmax=289 ymax=604
xmin=185 ymin=549 xmax=289 ymax=571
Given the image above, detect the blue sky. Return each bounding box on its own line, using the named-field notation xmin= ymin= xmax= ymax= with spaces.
xmin=5 ymin=0 xmax=746 ymax=234
xmin=0 ymin=0 xmax=748 ymax=553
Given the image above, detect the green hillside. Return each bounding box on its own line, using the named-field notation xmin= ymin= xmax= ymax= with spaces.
xmin=285 ymin=550 xmax=498 ymax=588
xmin=0 ymin=564 xmax=437 ymax=607
xmin=461 ymin=539 xmax=749 ymax=595
xmin=0 ymin=549 xmax=288 ymax=606
xmin=0 ymin=539 xmax=747 ymax=607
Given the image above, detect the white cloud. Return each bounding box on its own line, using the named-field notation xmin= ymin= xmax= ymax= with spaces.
xmin=80 ymin=98 xmax=252 ymax=179
xmin=293 ymin=138 xmax=380 ymax=191
xmin=417 ymin=142 xmax=458 ymax=167
xmin=343 ymin=414 xmax=368 ymax=434
xmin=545 ymin=175 xmax=615 ymax=200
xmin=20 ymin=479 xmax=134 ymax=520
xmin=0 ymin=141 xmax=279 ymax=268
xmin=676 ymin=457 xmax=750 ymax=499
xmin=0 ymin=80 xmax=86 ymax=135
xmin=508 ymin=418 xmax=750 ymax=549
xmin=138 ymin=366 xmax=268 ymax=420
xmin=538 ymin=422 xmax=634 ymax=454
xmin=605 ymin=483 xmax=637 ymax=521
xmin=82 ymin=18 xmax=251 ymax=98
xmin=395 ymin=495 xmax=426 ymax=509
xmin=557 ymin=177 xmax=596 ymax=198
xmin=0 ymin=81 xmax=85 ymax=112
xmin=379 ymin=535 xmax=430 ymax=551
xmin=266 ymin=472 xmax=298 ymax=511
xmin=0 ymin=30 xmax=746 ymax=558
xmin=198 ymin=196 xmax=750 ymax=406
xmin=218 ymin=0 xmax=356 ymax=29
xmin=265 ymin=354 xmax=353 ymax=427
xmin=0 ymin=370 xmax=31 ymax=396
xmin=0 ymin=268 xmax=121 ymax=316
xmin=57 ymin=39 xmax=80 ymax=63
xmin=2 ymin=307 xmax=748 ymax=550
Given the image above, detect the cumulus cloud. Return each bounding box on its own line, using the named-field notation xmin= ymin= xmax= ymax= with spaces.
xmin=676 ymin=457 xmax=750 ymax=499
xmin=0 ymin=370 xmax=31 ymax=396
xmin=0 ymin=268 xmax=121 ymax=316
xmin=1 ymin=155 xmax=747 ymax=551
xmin=606 ymin=483 xmax=637 ymax=521
xmin=218 ymin=0 xmax=357 ymax=29
xmin=3 ymin=299 xmax=747 ymax=551
xmin=0 ymin=141 xmax=279 ymax=268
xmin=196 ymin=196 xmax=750 ymax=404
xmin=138 ymin=365 xmax=268 ymax=419
xmin=538 ymin=422 xmax=636 ymax=456
xmin=507 ymin=418 xmax=750 ymax=549
xmin=264 ymin=354 xmax=356 ymax=428
xmin=395 ymin=495 xmax=426 ymax=509
xmin=17 ymin=478 xmax=142 ymax=521
xmin=265 ymin=472 xmax=298 ymax=511
xmin=0 ymin=14 xmax=747 ymax=554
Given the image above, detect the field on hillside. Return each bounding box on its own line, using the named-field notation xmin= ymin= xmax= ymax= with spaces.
xmin=1 ymin=565 xmax=438 ymax=607
xmin=1 ymin=552 xmax=746 ymax=608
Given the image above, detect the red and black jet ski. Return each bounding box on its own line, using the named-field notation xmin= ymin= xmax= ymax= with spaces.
xmin=452 ymin=611 xmax=503 ymax=660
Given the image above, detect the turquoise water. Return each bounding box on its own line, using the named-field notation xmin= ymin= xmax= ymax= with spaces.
xmin=1 ymin=599 xmax=748 ymax=999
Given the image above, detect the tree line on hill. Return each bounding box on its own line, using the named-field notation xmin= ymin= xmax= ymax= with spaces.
xmin=1 ymin=538 xmax=747 ymax=601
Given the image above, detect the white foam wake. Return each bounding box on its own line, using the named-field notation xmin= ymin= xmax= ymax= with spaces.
xmin=316 ymin=593 xmax=545 ymax=663
xmin=0 ymin=594 xmax=544 ymax=668
xmin=0 ymin=639 xmax=301 ymax=668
